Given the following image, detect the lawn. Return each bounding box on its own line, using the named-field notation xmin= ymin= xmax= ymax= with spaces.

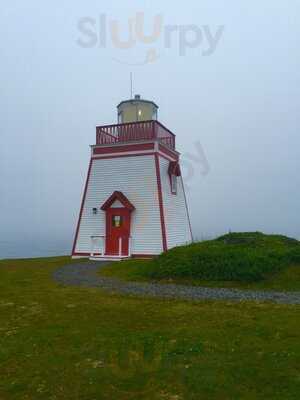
xmin=0 ymin=256 xmax=300 ymax=400
xmin=101 ymin=232 xmax=300 ymax=291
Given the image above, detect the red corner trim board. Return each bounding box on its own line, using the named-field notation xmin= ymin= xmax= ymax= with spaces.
xmin=154 ymin=153 xmax=168 ymax=252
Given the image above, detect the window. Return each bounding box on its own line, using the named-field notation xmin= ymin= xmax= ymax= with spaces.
xmin=112 ymin=215 xmax=123 ymax=227
xmin=168 ymin=161 xmax=181 ymax=195
xmin=171 ymin=174 xmax=177 ymax=195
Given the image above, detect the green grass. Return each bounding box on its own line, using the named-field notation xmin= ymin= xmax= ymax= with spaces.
xmin=101 ymin=232 xmax=300 ymax=291
xmin=0 ymin=256 xmax=300 ymax=399
xmin=101 ymin=260 xmax=300 ymax=292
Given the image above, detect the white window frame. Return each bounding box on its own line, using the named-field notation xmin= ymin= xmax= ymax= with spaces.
xmin=171 ymin=174 xmax=177 ymax=195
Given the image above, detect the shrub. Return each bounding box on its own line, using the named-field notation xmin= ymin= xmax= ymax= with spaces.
xmin=141 ymin=232 xmax=300 ymax=282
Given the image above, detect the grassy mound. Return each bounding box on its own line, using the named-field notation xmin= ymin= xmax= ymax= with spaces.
xmin=145 ymin=232 xmax=300 ymax=282
xmin=118 ymin=232 xmax=300 ymax=283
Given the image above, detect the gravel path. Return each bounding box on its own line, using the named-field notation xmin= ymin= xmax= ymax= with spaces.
xmin=53 ymin=262 xmax=300 ymax=305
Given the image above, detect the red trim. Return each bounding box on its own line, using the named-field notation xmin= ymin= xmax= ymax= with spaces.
xmin=93 ymin=151 xmax=177 ymax=163
xmin=93 ymin=143 xmax=154 ymax=155
xmin=71 ymin=158 xmax=93 ymax=255
xmin=158 ymin=152 xmax=178 ymax=163
xmin=158 ymin=144 xmax=179 ymax=160
xmin=168 ymin=161 xmax=181 ymax=177
xmin=101 ymin=191 xmax=135 ymax=211
xmin=92 ymin=152 xmax=156 ymax=161
xmin=155 ymin=153 xmax=168 ymax=252
xmin=180 ymin=175 xmax=194 ymax=242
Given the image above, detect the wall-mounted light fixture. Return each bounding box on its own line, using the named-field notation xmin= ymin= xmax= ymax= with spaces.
xmin=92 ymin=208 xmax=98 ymax=215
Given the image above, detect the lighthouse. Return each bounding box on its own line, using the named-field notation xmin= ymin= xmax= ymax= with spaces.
xmin=72 ymin=95 xmax=193 ymax=260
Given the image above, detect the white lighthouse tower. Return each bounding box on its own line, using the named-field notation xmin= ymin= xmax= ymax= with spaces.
xmin=72 ymin=95 xmax=193 ymax=260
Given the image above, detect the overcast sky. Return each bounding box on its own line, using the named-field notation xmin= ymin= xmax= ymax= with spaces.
xmin=1 ymin=1 xmax=299 ymax=258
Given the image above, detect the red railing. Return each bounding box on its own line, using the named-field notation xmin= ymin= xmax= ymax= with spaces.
xmin=96 ymin=120 xmax=176 ymax=150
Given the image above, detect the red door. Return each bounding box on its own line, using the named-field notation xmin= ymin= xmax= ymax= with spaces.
xmin=105 ymin=208 xmax=131 ymax=256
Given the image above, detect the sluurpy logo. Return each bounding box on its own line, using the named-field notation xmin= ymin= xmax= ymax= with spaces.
xmin=76 ymin=12 xmax=225 ymax=65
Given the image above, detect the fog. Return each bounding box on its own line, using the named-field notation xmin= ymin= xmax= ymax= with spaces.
xmin=1 ymin=1 xmax=299 ymax=258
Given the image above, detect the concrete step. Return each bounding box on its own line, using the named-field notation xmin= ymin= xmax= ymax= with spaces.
xmin=89 ymin=255 xmax=131 ymax=262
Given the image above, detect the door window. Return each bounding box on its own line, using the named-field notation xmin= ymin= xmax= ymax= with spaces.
xmin=112 ymin=215 xmax=123 ymax=227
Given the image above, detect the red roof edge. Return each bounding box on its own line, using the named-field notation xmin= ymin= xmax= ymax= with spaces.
xmin=100 ymin=191 xmax=135 ymax=211
xmin=168 ymin=161 xmax=181 ymax=176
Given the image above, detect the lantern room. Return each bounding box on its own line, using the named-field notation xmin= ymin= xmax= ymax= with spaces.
xmin=117 ymin=94 xmax=158 ymax=123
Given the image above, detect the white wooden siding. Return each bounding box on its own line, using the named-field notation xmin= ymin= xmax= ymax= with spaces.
xmin=159 ymin=156 xmax=192 ymax=249
xmin=75 ymin=155 xmax=163 ymax=255
xmin=110 ymin=200 xmax=124 ymax=208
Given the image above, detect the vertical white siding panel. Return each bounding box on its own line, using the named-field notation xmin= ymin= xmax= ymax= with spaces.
xmin=159 ymin=156 xmax=192 ymax=249
xmin=75 ymin=155 xmax=163 ymax=255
